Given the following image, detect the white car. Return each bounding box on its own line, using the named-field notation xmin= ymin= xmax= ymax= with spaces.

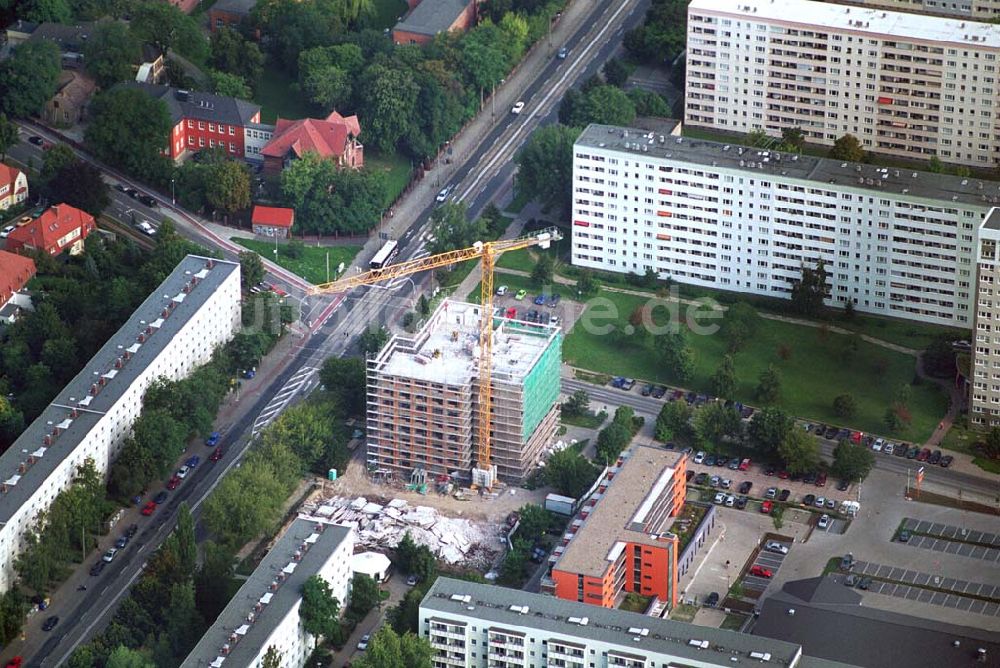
xmin=694 ymin=451 xmax=706 ymax=464
xmin=357 ymin=634 xmax=370 ymax=651
xmin=818 ymin=514 xmax=831 ymax=529
xmin=0 ymin=225 xmax=13 ymax=238
xmin=138 ymin=221 xmax=157 ymax=236
xmin=724 ymin=494 xmax=735 ymax=507
xmin=872 ymin=438 xmax=884 ymax=452
xmin=713 ymin=492 xmax=725 ymax=505
xmin=176 ymin=465 xmax=190 ymax=479
xmin=511 ymin=101 xmax=525 ymax=114
xmin=102 ymin=548 xmax=118 ymax=563
xmin=496 ymin=285 xmax=509 ymax=296
xmin=435 ymin=186 xmax=452 ymax=203
xmin=765 ymin=541 xmax=789 ymax=555
xmin=883 ymin=442 xmax=895 ymax=455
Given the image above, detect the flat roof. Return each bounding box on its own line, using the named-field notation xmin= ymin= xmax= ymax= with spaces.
xmin=689 ymin=0 xmax=1000 ymax=48
xmin=754 ymin=576 xmax=1000 ymax=668
xmin=576 ymin=124 xmax=999 ymax=209
xmin=422 ymin=578 xmax=847 ymax=667
xmin=375 ymin=299 xmax=559 ymax=387
xmin=553 ymin=446 xmax=685 ymax=578
xmin=394 ymin=0 xmax=470 ymax=36
xmin=181 ymin=520 xmax=353 ymax=668
xmin=0 ymin=255 xmax=238 ymax=527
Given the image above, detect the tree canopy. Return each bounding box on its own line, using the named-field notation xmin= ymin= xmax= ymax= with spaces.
xmin=0 ymin=40 xmax=61 ymax=118
xmin=514 ymin=124 xmax=577 ymax=214
xmin=543 ymin=448 xmax=599 ymax=498
xmin=829 ymin=133 xmax=865 ymax=162
xmin=300 ymin=575 xmax=341 ymax=639
xmin=280 ymin=152 xmax=387 ymax=235
xmin=86 ymin=87 xmax=172 ymax=185
xmin=831 ymin=440 xmax=875 ymax=482
xmin=350 ymin=626 xmax=433 ymax=668
xmin=777 ymin=427 xmax=820 ymax=475
xmin=84 ymin=22 xmax=141 ymax=89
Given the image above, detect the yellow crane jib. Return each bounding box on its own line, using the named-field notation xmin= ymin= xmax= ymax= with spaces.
xmin=309 ymin=226 xmax=562 ymax=489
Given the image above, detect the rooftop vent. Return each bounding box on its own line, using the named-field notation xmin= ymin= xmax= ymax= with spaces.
xmin=750 ymin=651 xmax=773 ymax=660
xmin=628 ymin=627 xmax=649 ymax=637
xmin=450 ymin=594 xmax=471 ymax=603
xmin=508 ymin=605 xmax=529 ymax=614
xmin=567 ymin=616 xmax=589 ymax=626
xmin=689 ymin=639 xmax=710 ymax=649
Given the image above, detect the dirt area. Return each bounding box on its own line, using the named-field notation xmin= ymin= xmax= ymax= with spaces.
xmin=320 ymin=444 xmax=553 ymax=524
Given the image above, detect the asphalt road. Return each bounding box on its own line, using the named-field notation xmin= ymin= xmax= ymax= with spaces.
xmin=561 ymin=377 xmax=1000 ymax=499
xmin=16 ymin=0 xmax=649 ymax=661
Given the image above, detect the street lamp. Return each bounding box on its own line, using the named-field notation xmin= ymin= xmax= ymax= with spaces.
xmin=170 ymin=178 xmax=175 ymax=205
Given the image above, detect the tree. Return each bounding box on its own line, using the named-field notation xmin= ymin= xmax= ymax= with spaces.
xmin=195 ymin=541 xmax=237 ymax=625
xmin=531 ymin=254 xmax=554 ymax=286
xmin=351 ymin=626 xmax=433 ymax=668
xmin=623 ymin=0 xmax=687 ymax=63
xmin=426 ymin=201 xmax=484 ymax=255
xmin=280 ymin=152 xmax=387 ymax=235
xmin=319 ymin=357 xmax=366 ymax=415
xmin=239 ymin=251 xmax=265 ymax=289
xmin=843 ymin=300 xmax=856 ymax=321
xmin=596 ymin=421 xmax=632 ymax=464
xmin=603 ymin=57 xmax=631 ymax=87
xmin=721 ymin=302 xmax=759 ymax=353
xmin=0 ymin=114 xmax=17 ymax=159
xmin=923 ymin=338 xmax=957 ymax=378
xmin=627 ymin=88 xmax=671 ymax=117
xmin=755 ymin=364 xmax=782 ymax=405
xmin=790 ymin=262 xmax=828 ymax=316
xmin=86 ymin=88 xmax=172 ymax=184
xmin=84 ymin=22 xmax=141 ymax=89
xmin=210 ymin=28 xmax=264 ymax=91
xmin=581 ymin=85 xmax=636 ymax=126
xmin=710 ymin=354 xmax=736 ymax=400
xmin=829 ymin=133 xmax=865 ymax=162
xmin=357 ymin=63 xmax=419 ymax=153
xmin=173 ymin=504 xmax=197 ymax=576
xmin=515 ymin=504 xmax=550 ymax=543
xmin=105 ymin=647 xmax=155 ymax=668
xmin=832 ymin=393 xmax=857 ymax=418
xmin=831 ymin=440 xmax=875 ymax=482
xmin=45 ymin=160 xmax=110 ymax=216
xmin=656 ymin=330 xmax=694 ymax=383
xmin=694 ymin=401 xmax=742 ymax=447
xmin=746 ymin=406 xmax=792 ymax=456
xmin=561 ymin=389 xmax=590 ymax=418
xmin=779 ymin=127 xmax=805 ymax=152
xmin=928 ymin=155 xmax=944 ymax=173
xmin=131 ymin=0 xmax=208 ymax=60
xmin=983 ymin=427 xmax=1000 ymax=459
xmin=543 ymin=448 xmax=599 ymax=498
xmin=514 ymin=124 xmax=577 ymax=213
xmin=359 ymin=326 xmax=388 ymax=356
xmin=575 ymin=269 xmax=597 ymax=296
xmin=350 ymin=573 xmax=381 ymax=616
xmin=261 ymin=646 xmax=283 ymax=668
xmin=300 ymin=575 xmax=341 ymax=639
xmin=14 ymin=0 xmax=72 ymax=22
xmin=0 ymin=40 xmax=61 ymax=118
xmin=204 ymin=160 xmax=251 ymax=213
xmin=655 ymin=399 xmax=693 ymax=443
xmin=417 ymin=294 xmax=430 ymax=317
xmin=209 ymin=70 xmax=252 ymax=99
xmin=777 ymin=427 xmax=820 ymax=474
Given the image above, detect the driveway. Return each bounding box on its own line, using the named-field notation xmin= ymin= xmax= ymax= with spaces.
xmin=329 ymin=574 xmax=410 ymax=666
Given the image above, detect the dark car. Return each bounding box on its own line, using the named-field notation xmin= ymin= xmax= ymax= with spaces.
xmin=898 ymin=530 xmax=911 ymax=543
xmin=823 ymin=426 xmax=839 ymax=439
xmin=124 ymin=187 xmax=139 ymax=199
xmin=685 ymin=470 xmax=695 ymax=483
xmin=41 ymin=616 xmax=59 ymax=632
xmin=836 ymin=479 xmax=850 ymax=491
xmin=705 ymin=592 xmax=720 ymax=607
xmin=205 ymin=431 xmax=221 ymax=447
xmin=916 ymin=448 xmax=931 ymax=461
xmin=738 ymin=481 xmax=753 ymax=494
xmin=114 ymin=184 xmax=127 ymax=193
xmin=138 ymin=194 xmax=158 ymax=208
xmin=803 ymin=471 xmax=818 ymax=484
xmin=641 ymin=383 xmax=654 ymax=396
xmin=763 ymin=467 xmax=776 ymax=477
xmin=815 ymin=472 xmax=828 ymax=487
xmin=836 ymin=428 xmax=850 ymax=441
xmin=185 ymin=455 xmax=200 ymax=468
xmin=906 ymin=446 xmax=920 ymax=459
xmin=803 ymin=493 xmax=816 ymax=506
xmin=895 ymin=444 xmax=910 ymax=457
xmin=735 ymin=496 xmax=748 ymax=509
xmin=694 ymin=472 xmax=709 ymax=485
xmin=153 ymin=491 xmax=168 ymax=504
xmin=940 ymin=455 xmax=954 ymax=468
xmin=28 ymin=136 xmax=47 ymax=147
xmin=814 ymin=423 xmax=827 ymax=435
xmin=115 ymin=535 xmax=128 ymax=549
xmin=715 ymin=456 xmax=729 ymax=468
xmin=778 ymin=489 xmax=791 ymax=502
xmin=533 ymin=294 xmax=546 ymax=305
xmin=651 ymin=385 xmax=667 ymax=399
xmin=89 ymin=561 xmax=106 ymax=576
xmin=858 ymin=577 xmax=872 ymax=590
xmin=126 ymin=523 xmax=139 ymax=538
xmin=928 ymin=450 xmax=942 ymax=465
xmin=704 ymin=454 xmax=717 ymax=466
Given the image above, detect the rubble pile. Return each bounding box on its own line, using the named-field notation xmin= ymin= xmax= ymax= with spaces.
xmin=301 ymin=496 xmax=503 ymax=568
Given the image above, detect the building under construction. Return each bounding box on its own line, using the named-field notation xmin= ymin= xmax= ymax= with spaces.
xmin=365 ymin=299 xmax=561 ymax=485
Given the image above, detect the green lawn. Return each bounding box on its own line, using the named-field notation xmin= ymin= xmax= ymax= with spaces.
xmin=234 ymin=238 xmax=362 ymax=285
xmin=366 ymin=152 xmax=414 ymax=207
xmin=497 ymin=231 xmax=571 ymax=272
xmin=562 ymin=288 xmax=947 ymax=441
xmin=256 ymin=63 xmax=315 ymax=125
xmin=466 ymin=272 xmax=543 ymax=302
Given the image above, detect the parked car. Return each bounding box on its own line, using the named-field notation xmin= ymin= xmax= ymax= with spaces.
xmin=898 ymin=530 xmax=911 ymax=543
xmin=205 ymin=432 xmax=221 ymax=447
xmin=141 ymin=501 xmax=157 ymax=516
xmin=0 ymin=225 xmax=14 ymax=238
xmin=916 ymin=448 xmax=931 ymax=462
xmin=705 ymin=591 xmax=720 ymax=607
xmin=620 ymin=378 xmax=635 ymax=391
xmin=41 ymin=616 xmax=59 ymax=632
xmin=102 ymin=548 xmax=118 ymax=563
xmin=765 ymin=541 xmax=789 ymax=555
xmin=814 ymin=496 xmax=826 ymax=508
xmin=557 ymin=46 xmax=568 ymax=59
xmin=765 ymin=487 xmax=777 ymax=499
xmin=153 ymin=491 xmax=168 ymax=504
xmin=716 ymin=457 xmax=729 ymax=468
xmin=816 ymin=472 xmax=828 ymax=487
xmin=185 ymin=455 xmax=200 ymax=468
xmin=210 ymin=447 xmax=223 ymax=462
xmin=778 ymin=489 xmax=791 ymax=502
xmin=872 ymin=438 xmax=884 ymax=452
xmin=841 ymin=553 xmax=855 ymax=570
xmin=533 ymin=294 xmax=546 ymax=305
xmin=495 ymin=285 xmax=508 ymax=296
xmin=906 ymin=446 xmax=920 ymax=459
xmin=138 ymin=194 xmax=158 ymax=208
xmin=709 ymin=475 xmax=720 ymax=487
xmin=749 ymin=565 xmax=773 ymax=578
xmin=406 ymin=575 xmax=419 ymax=586
xmin=826 ymin=498 xmax=836 ymax=510
xmin=89 ymin=561 xmax=106 ymax=576
xmin=694 ymin=472 xmax=709 ymax=485
xmin=803 ymin=494 xmax=816 ymax=506
xmin=760 ymin=500 xmax=773 ymax=514
xmin=823 ymin=426 xmax=839 ymax=439
xmin=844 ymin=574 xmax=859 ymax=587
xmin=126 ymin=523 xmax=139 ymax=539
xmin=705 ymin=454 xmax=717 ymax=466
xmin=836 ymin=479 xmax=850 ymax=492
xmin=858 ymin=576 xmax=872 ymax=590
xmin=727 ymin=458 xmax=740 ymax=470
xmin=940 ymin=455 xmax=954 ymax=468
xmin=694 ymin=451 xmax=706 ymax=464
xmin=720 ymin=478 xmax=731 ymax=489
xmin=817 ymin=514 xmax=831 ymax=529
xmin=777 ymin=470 xmax=790 ymax=480
xmin=738 ymin=481 xmax=753 ymax=494
xmin=115 ymin=535 xmax=128 ymax=549
xmin=357 ymin=634 xmax=370 ymax=651
xmin=641 ymin=383 xmax=654 ymax=396
xmin=511 ymin=101 xmax=525 ymax=114
xmin=763 ymin=467 xmax=776 ymax=477
xmin=685 ymin=470 xmax=695 ymax=483
xmin=176 ymin=465 xmax=190 ymax=480
xmin=883 ymin=442 xmax=895 ymax=455
xmin=651 ymin=385 xmax=667 ymax=399
xmin=739 ymin=458 xmax=751 ymax=471
xmin=166 ymin=475 xmax=181 ymax=490
xmin=803 ymin=471 xmax=818 ymax=484
xmin=928 ymin=450 xmax=942 ymax=465
xmin=735 ymin=496 xmax=748 ymax=510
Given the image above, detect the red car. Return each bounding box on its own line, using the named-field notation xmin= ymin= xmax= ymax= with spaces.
xmin=141 ymin=501 xmax=157 ymax=516
xmin=750 ymin=565 xmax=773 ymax=578
xmin=816 ymin=472 xmax=828 ymax=487
xmin=760 ymin=500 xmax=773 ymax=514
xmin=166 ymin=475 xmax=181 ymax=490
xmin=738 ymin=458 xmax=751 ymax=471
xmin=210 ymin=446 xmax=223 ymax=462
xmin=270 ymin=285 xmax=288 ymax=297
xmin=916 ymin=448 xmax=931 ymax=462
xmin=6 ymin=657 xmax=23 ymax=668
xmin=777 ymin=470 xmax=790 ymax=479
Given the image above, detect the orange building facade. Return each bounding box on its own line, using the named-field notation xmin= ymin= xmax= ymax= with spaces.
xmin=547 ymin=446 xmax=687 ymax=609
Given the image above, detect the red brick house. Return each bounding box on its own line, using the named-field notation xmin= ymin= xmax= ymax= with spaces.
xmin=0 ymin=164 xmax=28 ymax=211
xmin=392 ymin=0 xmax=477 ymax=45
xmin=260 ymin=111 xmax=364 ymax=176
xmin=6 ymin=204 xmax=95 ymax=256
xmin=208 ymin=0 xmax=257 ymax=32
xmin=251 ymin=206 xmax=294 ymax=239
xmin=0 ymin=250 xmax=36 ymax=323
xmin=126 ymin=83 xmax=261 ymax=163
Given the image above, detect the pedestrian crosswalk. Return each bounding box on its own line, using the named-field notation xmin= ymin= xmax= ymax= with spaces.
xmin=251 ymin=365 xmax=318 ymax=436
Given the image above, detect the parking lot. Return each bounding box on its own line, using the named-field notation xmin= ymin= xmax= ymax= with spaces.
xmin=902 ymin=535 xmax=1000 ymax=563
xmin=850 ymin=561 xmax=1000 ymax=617
xmin=743 ymin=540 xmax=792 ymax=595
xmin=492 ymin=287 xmax=584 ymax=334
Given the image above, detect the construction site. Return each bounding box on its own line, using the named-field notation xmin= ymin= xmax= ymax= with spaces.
xmin=364 ymin=299 xmax=562 ymax=486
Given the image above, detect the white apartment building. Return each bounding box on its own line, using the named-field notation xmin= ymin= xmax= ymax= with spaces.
xmin=572 ymin=124 xmax=996 ymax=327
xmin=419 ymin=577 xmax=859 ymax=668
xmin=840 ymin=0 xmax=1000 ymax=20
xmin=685 ymin=0 xmax=1000 ymax=167
xmin=0 ymin=255 xmax=241 ymax=591
xmin=182 ymin=520 xmax=355 ymax=668
xmin=971 ymin=207 xmax=1000 ymax=425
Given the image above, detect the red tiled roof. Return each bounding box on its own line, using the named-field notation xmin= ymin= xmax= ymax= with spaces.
xmin=0 ymin=163 xmax=24 ymax=191
xmin=7 ymin=204 xmax=95 ymax=255
xmin=261 ymin=111 xmax=361 ymax=161
xmin=251 ymin=205 xmax=294 ymax=228
xmin=0 ymin=250 xmax=37 ymax=304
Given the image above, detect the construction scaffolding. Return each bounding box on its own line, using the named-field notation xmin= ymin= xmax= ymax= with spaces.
xmin=365 ymin=300 xmax=561 ymax=485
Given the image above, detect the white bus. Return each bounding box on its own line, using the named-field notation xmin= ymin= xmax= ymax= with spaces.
xmin=370 ymin=240 xmax=399 ymax=270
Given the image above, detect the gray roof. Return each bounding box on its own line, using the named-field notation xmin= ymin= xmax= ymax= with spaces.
xmin=753 ymin=576 xmax=1000 ymax=668
xmin=394 ymin=0 xmax=471 ymax=37
xmin=0 ymin=256 xmax=238 ymax=527
xmin=210 ymin=0 xmax=258 ymax=17
xmin=26 ymin=21 xmax=99 ymax=53
xmin=982 ymin=207 xmax=1000 ymax=231
xmin=182 ymin=520 xmax=353 ymax=668
xmin=422 ymin=578 xmax=856 ymax=667
xmin=576 ymin=123 xmax=1000 ymax=209
xmin=123 ymin=83 xmax=260 ymax=127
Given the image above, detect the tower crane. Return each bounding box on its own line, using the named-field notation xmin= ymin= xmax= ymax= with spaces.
xmin=309 ymin=227 xmax=562 ymax=489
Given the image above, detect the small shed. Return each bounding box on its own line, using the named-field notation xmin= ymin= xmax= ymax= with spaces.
xmin=251 ymin=205 xmax=294 ymax=239
xmin=351 ymin=551 xmax=392 ymax=583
